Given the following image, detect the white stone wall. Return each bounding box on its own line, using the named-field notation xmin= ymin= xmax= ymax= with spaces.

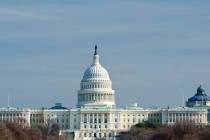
xmin=43 ymin=109 xmax=70 ymax=129
xmin=0 ymin=107 xmax=30 ymax=127
xmin=30 ymin=109 xmax=44 ymax=126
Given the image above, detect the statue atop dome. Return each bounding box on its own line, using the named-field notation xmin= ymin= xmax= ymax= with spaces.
xmin=92 ymin=45 xmax=100 ymax=66
xmin=197 ymin=85 xmax=205 ymax=95
xmin=94 ymin=45 xmax=98 ymax=55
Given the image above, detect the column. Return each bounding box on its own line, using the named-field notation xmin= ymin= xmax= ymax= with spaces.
xmin=102 ymin=114 xmax=104 ymax=125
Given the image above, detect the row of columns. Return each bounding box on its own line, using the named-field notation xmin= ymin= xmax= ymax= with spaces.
xmin=81 ymin=113 xmax=109 ymax=124
xmin=0 ymin=113 xmax=28 ymax=125
xmin=81 ymin=83 xmax=112 ymax=90
xmin=79 ymin=93 xmax=114 ymax=102
xmin=167 ymin=113 xmax=206 ymax=123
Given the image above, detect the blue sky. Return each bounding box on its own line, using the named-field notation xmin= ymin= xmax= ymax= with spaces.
xmin=0 ymin=0 xmax=210 ymax=108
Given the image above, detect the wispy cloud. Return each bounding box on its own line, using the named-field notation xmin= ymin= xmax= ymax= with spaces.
xmin=0 ymin=7 xmax=57 ymax=22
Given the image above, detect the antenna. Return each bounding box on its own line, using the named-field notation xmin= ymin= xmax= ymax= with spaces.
xmin=7 ymin=93 xmax=10 ymax=108
xmin=182 ymin=93 xmax=185 ymax=107
xmin=7 ymin=88 xmax=12 ymax=108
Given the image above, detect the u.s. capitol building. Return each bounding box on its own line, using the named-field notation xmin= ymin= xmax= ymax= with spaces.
xmin=0 ymin=46 xmax=209 ymax=140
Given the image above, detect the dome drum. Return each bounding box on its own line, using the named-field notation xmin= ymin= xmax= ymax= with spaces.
xmin=80 ymin=81 xmax=112 ymax=90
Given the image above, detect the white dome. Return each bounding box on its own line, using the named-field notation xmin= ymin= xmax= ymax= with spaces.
xmin=77 ymin=46 xmax=116 ymax=108
xmin=82 ymin=64 xmax=110 ymax=80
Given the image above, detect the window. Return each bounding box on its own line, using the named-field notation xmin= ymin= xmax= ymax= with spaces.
xmin=104 ymin=118 xmax=107 ymax=123
xmin=84 ymin=118 xmax=87 ymax=123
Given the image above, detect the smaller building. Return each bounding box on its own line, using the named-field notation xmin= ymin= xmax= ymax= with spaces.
xmin=186 ymin=85 xmax=210 ymax=107
xmin=161 ymin=107 xmax=208 ymax=126
xmin=186 ymin=85 xmax=210 ymax=123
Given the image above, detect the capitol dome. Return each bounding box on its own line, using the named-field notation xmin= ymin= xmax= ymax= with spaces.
xmin=82 ymin=63 xmax=110 ymax=81
xmin=77 ymin=46 xmax=116 ymax=108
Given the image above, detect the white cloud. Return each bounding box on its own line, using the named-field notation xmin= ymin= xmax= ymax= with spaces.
xmin=0 ymin=7 xmax=56 ymax=22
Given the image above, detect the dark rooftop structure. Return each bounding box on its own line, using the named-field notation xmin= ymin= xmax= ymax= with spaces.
xmin=50 ymin=103 xmax=68 ymax=110
xmin=188 ymin=85 xmax=210 ymax=102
